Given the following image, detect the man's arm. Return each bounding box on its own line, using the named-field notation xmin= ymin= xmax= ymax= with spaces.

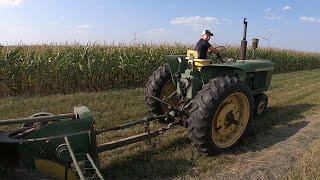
xmin=208 ymin=46 xmax=219 ymax=54
xmin=208 ymin=46 xmax=222 ymax=60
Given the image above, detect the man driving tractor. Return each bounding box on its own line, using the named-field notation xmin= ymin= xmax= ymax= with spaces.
xmin=194 ymin=29 xmax=222 ymax=59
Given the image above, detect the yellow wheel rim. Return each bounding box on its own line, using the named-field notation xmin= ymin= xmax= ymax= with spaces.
xmin=257 ymin=100 xmax=266 ymax=114
xmin=35 ymin=159 xmax=77 ymax=180
xmin=212 ymin=92 xmax=250 ymax=148
xmin=160 ymin=80 xmax=178 ymax=113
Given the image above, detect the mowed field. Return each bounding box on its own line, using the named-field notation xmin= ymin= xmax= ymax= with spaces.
xmin=1 ymin=69 xmax=320 ymax=179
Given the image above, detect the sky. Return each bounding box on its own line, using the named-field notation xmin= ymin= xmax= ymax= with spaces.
xmin=0 ymin=0 xmax=320 ymax=51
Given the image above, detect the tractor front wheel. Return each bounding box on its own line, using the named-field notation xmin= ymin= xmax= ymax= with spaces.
xmin=253 ymin=93 xmax=268 ymax=118
xmin=187 ymin=76 xmax=254 ymax=155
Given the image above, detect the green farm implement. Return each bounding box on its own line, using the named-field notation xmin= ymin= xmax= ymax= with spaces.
xmin=0 ymin=18 xmax=274 ymax=179
xmin=0 ymin=106 xmax=176 ymax=179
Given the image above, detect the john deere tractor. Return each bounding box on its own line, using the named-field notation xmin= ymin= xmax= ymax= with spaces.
xmin=145 ymin=18 xmax=274 ymax=155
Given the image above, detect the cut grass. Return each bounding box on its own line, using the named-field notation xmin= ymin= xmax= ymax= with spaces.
xmin=289 ymin=139 xmax=320 ymax=180
xmin=1 ymin=69 xmax=320 ymax=179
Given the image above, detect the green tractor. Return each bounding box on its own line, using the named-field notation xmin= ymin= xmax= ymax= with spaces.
xmin=145 ymin=19 xmax=274 ymax=155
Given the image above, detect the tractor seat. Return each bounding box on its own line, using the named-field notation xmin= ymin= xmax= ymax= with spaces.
xmin=187 ymin=50 xmax=214 ymax=68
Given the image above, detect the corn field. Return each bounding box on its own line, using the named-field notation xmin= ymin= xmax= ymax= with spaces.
xmin=1 ymin=43 xmax=320 ymax=96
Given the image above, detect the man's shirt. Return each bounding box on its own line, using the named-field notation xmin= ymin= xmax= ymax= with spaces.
xmin=194 ymin=39 xmax=211 ymax=59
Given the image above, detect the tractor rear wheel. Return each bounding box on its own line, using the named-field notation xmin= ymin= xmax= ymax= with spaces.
xmin=145 ymin=63 xmax=180 ymax=117
xmin=187 ymin=76 xmax=254 ymax=155
xmin=253 ymin=93 xmax=268 ymax=118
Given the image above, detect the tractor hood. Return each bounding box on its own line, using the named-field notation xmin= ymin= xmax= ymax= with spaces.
xmin=211 ymin=59 xmax=275 ymax=72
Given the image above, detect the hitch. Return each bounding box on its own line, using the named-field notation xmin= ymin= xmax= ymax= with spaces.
xmin=96 ymin=117 xmax=181 ymax=152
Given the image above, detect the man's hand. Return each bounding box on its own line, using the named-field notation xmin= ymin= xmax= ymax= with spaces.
xmin=208 ymin=46 xmax=219 ymax=54
xmin=208 ymin=46 xmax=226 ymax=63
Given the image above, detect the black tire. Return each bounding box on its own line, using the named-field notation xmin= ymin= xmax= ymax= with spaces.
xmin=187 ymin=76 xmax=254 ymax=155
xmin=145 ymin=63 xmax=174 ymax=116
xmin=253 ymin=93 xmax=268 ymax=118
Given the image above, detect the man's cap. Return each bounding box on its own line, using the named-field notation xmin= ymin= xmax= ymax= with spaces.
xmin=201 ymin=30 xmax=214 ymax=36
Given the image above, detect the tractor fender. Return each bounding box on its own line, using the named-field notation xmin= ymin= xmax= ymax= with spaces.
xmin=165 ymin=55 xmax=188 ymax=85
xmin=199 ymin=65 xmax=247 ymax=85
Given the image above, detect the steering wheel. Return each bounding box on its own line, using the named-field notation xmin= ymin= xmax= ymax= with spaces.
xmin=208 ymin=46 xmax=227 ymax=63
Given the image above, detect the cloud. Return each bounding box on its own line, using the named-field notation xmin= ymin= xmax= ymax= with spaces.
xmin=299 ymin=16 xmax=320 ymax=23
xmin=47 ymin=21 xmax=92 ymax=35
xmin=264 ymin=8 xmax=281 ymax=20
xmin=146 ymin=28 xmax=171 ymax=39
xmin=75 ymin=24 xmax=91 ymax=29
xmin=220 ymin=18 xmax=232 ymax=24
xmin=147 ymin=28 xmax=170 ymax=34
xmin=47 ymin=21 xmax=60 ymax=26
xmin=0 ymin=0 xmax=23 ymax=7
xmin=72 ymin=24 xmax=92 ymax=34
xmin=282 ymin=5 xmax=292 ymax=11
xmin=170 ymin=16 xmax=231 ymax=26
xmin=267 ymin=28 xmax=275 ymax=32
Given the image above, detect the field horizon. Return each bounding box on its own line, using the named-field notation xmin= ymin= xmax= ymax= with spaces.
xmin=1 ymin=42 xmax=320 ymax=53
xmin=2 ymin=43 xmax=320 ymax=97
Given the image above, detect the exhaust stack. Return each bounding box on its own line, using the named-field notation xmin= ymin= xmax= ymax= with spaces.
xmin=239 ymin=18 xmax=248 ymax=60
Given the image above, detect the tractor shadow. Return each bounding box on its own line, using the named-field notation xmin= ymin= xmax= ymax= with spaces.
xmin=101 ymin=136 xmax=193 ymax=180
xmin=233 ymin=103 xmax=314 ymax=153
xmin=101 ymin=103 xmax=314 ymax=179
